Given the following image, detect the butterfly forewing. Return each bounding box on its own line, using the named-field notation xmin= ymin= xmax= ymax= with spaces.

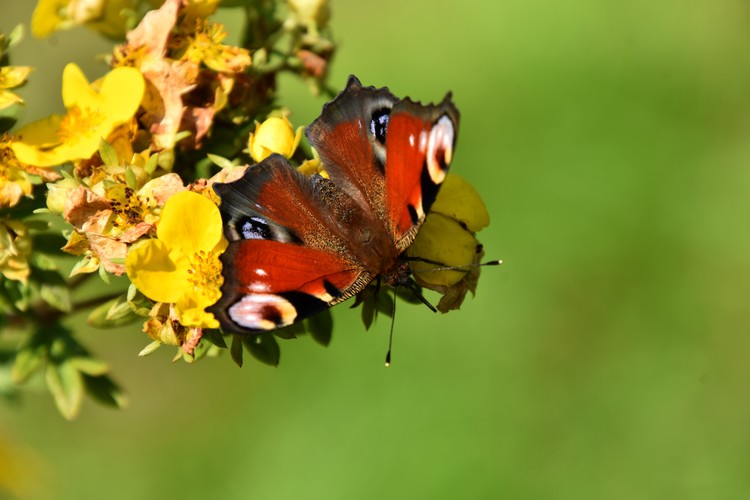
xmin=384 ymin=97 xmax=459 ymax=250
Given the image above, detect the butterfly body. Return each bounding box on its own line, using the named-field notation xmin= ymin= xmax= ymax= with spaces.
xmin=209 ymin=76 xmax=459 ymax=334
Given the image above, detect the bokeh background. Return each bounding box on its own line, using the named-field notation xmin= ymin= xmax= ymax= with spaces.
xmin=3 ymin=0 xmax=750 ymax=498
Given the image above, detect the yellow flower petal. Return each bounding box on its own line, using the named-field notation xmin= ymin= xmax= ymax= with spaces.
xmin=429 ymin=174 xmax=490 ymax=232
xmin=31 ymin=0 xmax=67 ymax=38
xmin=0 ymin=66 xmax=33 ymax=90
xmin=156 ymin=191 xmax=223 ymax=257
xmin=177 ymin=294 xmax=220 ymax=329
xmin=126 ymin=239 xmax=191 ymax=304
xmin=61 ymin=63 xmax=100 ymax=110
xmin=98 ymin=67 xmax=145 ymax=123
xmin=0 ymin=91 xmax=23 ymax=110
xmin=407 ymin=213 xmax=478 ymax=287
xmin=12 ymin=115 xmax=64 ymax=148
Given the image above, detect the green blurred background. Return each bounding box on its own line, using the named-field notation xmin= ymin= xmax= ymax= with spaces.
xmin=3 ymin=0 xmax=750 ymax=498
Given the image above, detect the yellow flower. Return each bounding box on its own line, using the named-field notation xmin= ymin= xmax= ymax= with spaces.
xmin=31 ymin=0 xmax=140 ymax=39
xmin=0 ymin=65 xmax=32 ymax=110
xmin=126 ymin=191 xmax=226 ymax=328
xmin=247 ymin=116 xmax=303 ymax=163
xmin=407 ymin=174 xmax=490 ymax=311
xmin=179 ymin=20 xmax=251 ymax=73
xmin=11 ymin=63 xmax=144 ymax=167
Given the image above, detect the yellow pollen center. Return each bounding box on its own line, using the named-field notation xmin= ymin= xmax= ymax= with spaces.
xmin=186 ymin=250 xmax=223 ymax=302
xmin=58 ymin=106 xmax=105 ymax=143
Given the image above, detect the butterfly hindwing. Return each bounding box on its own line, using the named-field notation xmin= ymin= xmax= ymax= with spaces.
xmin=209 ymin=155 xmax=369 ymax=333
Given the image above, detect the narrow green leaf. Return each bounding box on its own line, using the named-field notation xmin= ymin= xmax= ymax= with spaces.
xmin=206 ymin=153 xmax=236 ymax=170
xmin=138 ymin=340 xmax=161 ymax=357
xmin=98 ymin=139 xmax=119 ymax=167
xmin=29 ymin=252 xmax=58 ymax=270
xmin=202 ymin=329 xmax=227 ymax=349
xmin=87 ymin=295 xmax=137 ymax=328
xmin=82 ymin=374 xmax=128 ymax=409
xmin=375 ymin=290 xmax=394 ymax=318
xmin=45 ymin=361 xmax=84 ymax=420
xmin=308 ymin=310 xmax=333 ymax=346
xmin=8 ymin=24 xmax=24 ymax=46
xmin=243 ymin=334 xmax=280 ymax=367
xmin=39 ymin=279 xmax=72 ymax=313
xmin=98 ymin=263 xmax=111 ymax=284
xmin=3 ymin=278 xmax=30 ymax=311
xmin=69 ymin=357 xmax=109 ymax=376
xmin=274 ymin=323 xmax=302 ymax=339
xmin=23 ymin=219 xmax=50 ymax=232
xmin=230 ymin=334 xmax=244 ymax=367
xmin=125 ymin=166 xmax=137 ymax=190
xmin=11 ymin=344 xmax=45 ymax=384
xmin=144 ymin=153 xmax=159 ymax=175
xmin=361 ymin=292 xmax=375 ymax=330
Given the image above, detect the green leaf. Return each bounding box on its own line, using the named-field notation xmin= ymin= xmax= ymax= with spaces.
xmin=308 ymin=309 xmax=333 ymax=346
xmin=69 ymin=357 xmax=109 ymax=376
xmin=125 ymin=166 xmax=137 ymax=190
xmin=30 ymin=232 xmax=66 ymax=254
xmin=23 ymin=219 xmax=50 ymax=232
xmin=45 ymin=361 xmax=84 ymax=420
xmin=87 ymin=295 xmax=138 ymax=328
xmin=243 ymin=333 xmax=280 ymax=367
xmin=98 ymin=263 xmax=111 ymax=284
xmin=144 ymin=153 xmax=159 ymax=175
xmin=98 ymin=139 xmax=119 ymax=167
xmin=127 ymin=285 xmax=153 ymax=316
xmin=230 ymin=334 xmax=244 ymax=367
xmin=11 ymin=332 xmax=46 ymax=384
xmin=29 ymin=252 xmax=58 ymax=270
xmin=206 ymin=153 xmax=237 ymax=170
xmin=274 ymin=322 xmax=303 ymax=339
xmin=33 ymin=267 xmax=72 ymax=312
xmin=375 ymin=290 xmax=395 ymax=318
xmin=2 ymin=277 xmax=30 ymax=311
xmin=202 ymin=328 xmax=227 ymax=349
xmin=8 ymin=24 xmax=24 ymax=47
xmin=138 ymin=340 xmax=161 ymax=357
xmin=361 ymin=290 xmax=375 ymax=330
xmin=82 ymin=374 xmax=128 ymax=409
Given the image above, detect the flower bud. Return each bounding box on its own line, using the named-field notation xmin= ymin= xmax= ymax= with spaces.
xmin=247 ymin=116 xmax=302 ymax=163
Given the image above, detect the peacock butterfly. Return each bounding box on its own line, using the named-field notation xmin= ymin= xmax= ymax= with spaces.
xmin=208 ymin=76 xmax=459 ymax=334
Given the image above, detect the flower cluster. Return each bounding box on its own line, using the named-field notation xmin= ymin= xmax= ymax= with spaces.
xmin=0 ymin=0 xmax=490 ymax=419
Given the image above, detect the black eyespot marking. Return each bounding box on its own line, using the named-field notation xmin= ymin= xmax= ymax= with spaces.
xmin=238 ymin=216 xmax=272 ymax=240
xmin=260 ymin=304 xmax=283 ymax=326
xmin=370 ymin=108 xmax=390 ymax=145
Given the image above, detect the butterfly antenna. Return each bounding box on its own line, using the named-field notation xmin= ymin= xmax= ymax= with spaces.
xmin=385 ymin=286 xmax=397 ymax=367
xmin=408 ymin=257 xmax=503 ymax=274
